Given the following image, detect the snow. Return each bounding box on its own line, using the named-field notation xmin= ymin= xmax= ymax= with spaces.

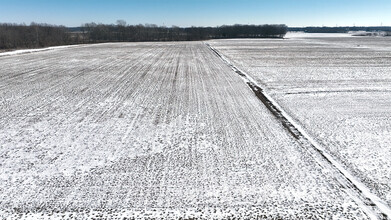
xmin=0 ymin=42 xmax=374 ymax=218
xmin=209 ymin=34 xmax=391 ymax=213
xmin=207 ymin=42 xmax=391 ymax=218
xmin=0 ymin=45 xmax=78 ymax=57
xmin=285 ymin=32 xmax=352 ymax=38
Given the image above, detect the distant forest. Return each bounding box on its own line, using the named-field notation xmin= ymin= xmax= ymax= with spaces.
xmin=0 ymin=23 xmax=71 ymax=50
xmin=0 ymin=22 xmax=287 ymax=50
xmin=2 ymin=22 xmax=391 ymax=51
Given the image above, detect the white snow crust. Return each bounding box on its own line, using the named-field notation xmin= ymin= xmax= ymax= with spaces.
xmin=209 ymin=34 xmax=391 ymax=214
xmin=0 ymin=45 xmax=78 ymax=57
xmin=0 ymin=40 xmax=383 ymax=219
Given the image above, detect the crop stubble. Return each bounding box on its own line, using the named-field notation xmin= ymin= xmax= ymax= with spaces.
xmin=0 ymin=41 xmax=376 ymax=219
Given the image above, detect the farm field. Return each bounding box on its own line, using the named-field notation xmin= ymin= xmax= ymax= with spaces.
xmin=209 ymin=33 xmax=391 ymax=211
xmin=0 ymin=37 xmax=390 ymax=219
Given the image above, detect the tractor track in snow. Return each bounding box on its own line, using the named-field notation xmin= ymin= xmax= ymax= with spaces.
xmin=205 ymin=42 xmax=391 ymax=220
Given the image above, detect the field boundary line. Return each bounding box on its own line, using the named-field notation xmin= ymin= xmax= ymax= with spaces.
xmin=0 ymin=43 xmax=113 ymax=57
xmin=0 ymin=45 xmax=82 ymax=57
xmin=204 ymin=42 xmax=391 ymax=220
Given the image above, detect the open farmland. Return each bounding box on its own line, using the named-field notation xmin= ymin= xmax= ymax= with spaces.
xmin=0 ymin=40 xmax=389 ymax=219
xmin=209 ymin=33 xmax=391 ymax=216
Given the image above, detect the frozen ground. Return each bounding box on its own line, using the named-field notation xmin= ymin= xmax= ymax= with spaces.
xmin=209 ymin=34 xmax=391 ymax=212
xmin=0 ymin=45 xmax=79 ymax=57
xmin=285 ymin=32 xmax=353 ymax=38
xmin=0 ymin=42 xmax=380 ymax=219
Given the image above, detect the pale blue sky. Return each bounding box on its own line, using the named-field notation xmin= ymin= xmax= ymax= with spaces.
xmin=0 ymin=0 xmax=390 ymax=27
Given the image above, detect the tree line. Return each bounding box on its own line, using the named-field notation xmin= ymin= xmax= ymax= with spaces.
xmin=80 ymin=22 xmax=287 ymax=42
xmin=0 ymin=22 xmax=287 ymax=50
xmin=0 ymin=23 xmax=73 ymax=50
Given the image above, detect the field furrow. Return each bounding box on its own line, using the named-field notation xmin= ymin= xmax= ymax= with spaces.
xmin=0 ymin=41 xmax=377 ymax=219
xmin=209 ymin=35 xmax=391 ymax=215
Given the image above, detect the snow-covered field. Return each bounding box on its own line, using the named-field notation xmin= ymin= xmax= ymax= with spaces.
xmin=0 ymin=39 xmax=389 ymax=219
xmin=209 ymin=34 xmax=391 ymax=215
xmin=0 ymin=45 xmax=79 ymax=57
